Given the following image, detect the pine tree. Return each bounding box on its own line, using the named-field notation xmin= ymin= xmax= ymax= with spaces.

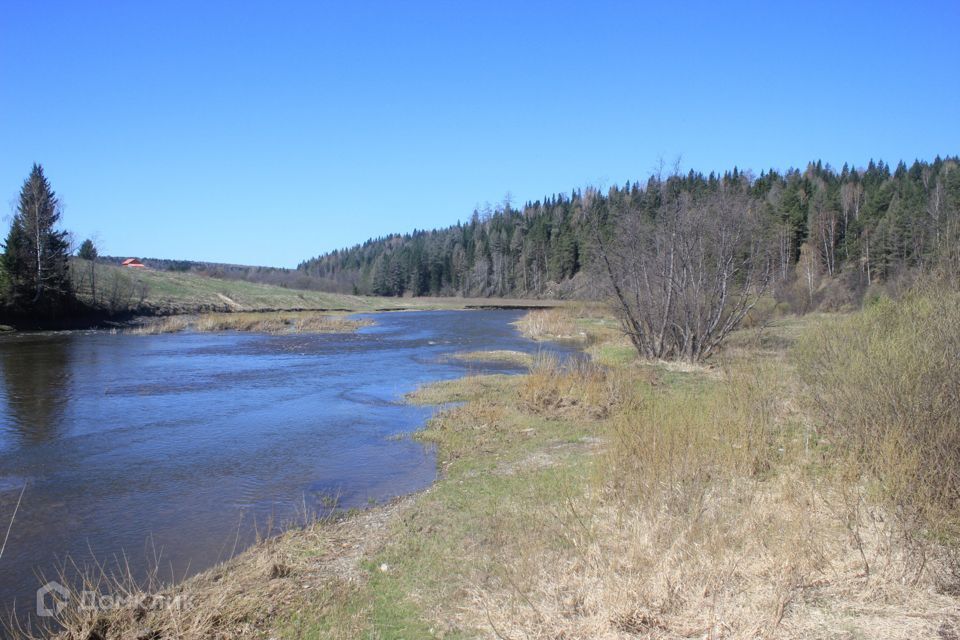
xmin=2 ymin=164 xmax=70 ymax=309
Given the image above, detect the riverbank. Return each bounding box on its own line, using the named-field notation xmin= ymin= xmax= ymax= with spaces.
xmin=22 ymin=300 xmax=960 ymax=639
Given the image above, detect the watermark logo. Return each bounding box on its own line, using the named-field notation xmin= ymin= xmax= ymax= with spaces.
xmin=36 ymin=581 xmax=70 ymax=617
xmin=36 ymin=581 xmax=190 ymax=617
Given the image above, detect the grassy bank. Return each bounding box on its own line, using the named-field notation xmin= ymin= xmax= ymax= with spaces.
xmin=24 ymin=296 xmax=960 ymax=639
xmin=445 ymin=350 xmax=535 ymax=367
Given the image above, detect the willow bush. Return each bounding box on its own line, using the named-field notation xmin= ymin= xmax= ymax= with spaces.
xmin=796 ymin=286 xmax=960 ymax=547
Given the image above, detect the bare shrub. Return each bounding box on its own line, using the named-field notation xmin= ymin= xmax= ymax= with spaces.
xmin=590 ymin=177 xmax=776 ymax=362
xmin=100 ymin=269 xmax=141 ymax=314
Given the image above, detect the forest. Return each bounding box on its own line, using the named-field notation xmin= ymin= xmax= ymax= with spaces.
xmin=4 ymin=157 xmax=959 ymax=326
xmin=298 ymin=157 xmax=960 ymax=308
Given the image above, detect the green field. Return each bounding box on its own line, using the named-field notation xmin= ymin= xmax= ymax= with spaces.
xmin=71 ymin=259 xmax=563 ymax=316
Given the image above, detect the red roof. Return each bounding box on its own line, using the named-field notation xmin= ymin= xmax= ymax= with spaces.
xmin=121 ymin=258 xmax=146 ymax=267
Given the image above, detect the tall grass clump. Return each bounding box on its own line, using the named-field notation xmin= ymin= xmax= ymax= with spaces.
xmin=518 ymin=355 xmax=632 ymax=419
xmin=796 ymin=287 xmax=960 ymax=563
xmin=125 ymin=316 xmax=191 ymax=334
xmin=514 ymin=308 xmax=585 ymax=341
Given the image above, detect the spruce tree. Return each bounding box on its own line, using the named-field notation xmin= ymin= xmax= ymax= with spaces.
xmin=1 ymin=220 xmax=28 ymax=305
xmin=78 ymin=238 xmax=98 ymax=303
xmin=78 ymin=238 xmax=97 ymax=261
xmin=2 ymin=164 xmax=70 ymax=309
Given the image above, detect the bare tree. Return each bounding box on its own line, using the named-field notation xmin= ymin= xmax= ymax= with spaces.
xmin=810 ymin=180 xmax=839 ymax=276
xmin=590 ymin=176 xmax=774 ymax=362
xmin=840 ymin=181 xmax=864 ymax=260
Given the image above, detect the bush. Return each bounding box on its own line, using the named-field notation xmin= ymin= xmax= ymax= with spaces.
xmin=796 ymin=286 xmax=960 ymax=547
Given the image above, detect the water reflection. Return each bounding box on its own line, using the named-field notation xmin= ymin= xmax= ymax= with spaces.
xmin=0 ymin=335 xmax=73 ymax=444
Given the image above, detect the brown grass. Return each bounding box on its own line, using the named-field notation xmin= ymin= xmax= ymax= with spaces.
xmin=125 ymin=316 xmax=192 ymax=334
xmin=514 ymin=307 xmax=588 ymax=341
xmin=8 ymin=501 xmax=411 ymax=640
xmin=127 ymin=312 xmax=372 ymax=335
xmin=455 ymin=338 xmax=960 ymax=638
xmin=468 ymin=474 xmax=960 ymax=639
xmin=518 ymin=355 xmax=636 ymax=420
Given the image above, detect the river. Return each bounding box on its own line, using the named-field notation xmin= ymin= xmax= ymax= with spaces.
xmin=0 ymin=309 xmax=575 ymax=619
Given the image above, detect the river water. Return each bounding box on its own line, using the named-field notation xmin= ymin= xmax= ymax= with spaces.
xmin=0 ymin=309 xmax=574 ymax=619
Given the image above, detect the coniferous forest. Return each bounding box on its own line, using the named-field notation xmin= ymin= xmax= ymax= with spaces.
xmin=299 ymin=157 xmax=960 ymax=307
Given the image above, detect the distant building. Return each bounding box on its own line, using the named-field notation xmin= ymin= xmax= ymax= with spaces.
xmin=121 ymin=258 xmax=146 ymax=268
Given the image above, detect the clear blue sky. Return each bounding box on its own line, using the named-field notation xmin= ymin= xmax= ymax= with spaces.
xmin=2 ymin=1 xmax=958 ymax=267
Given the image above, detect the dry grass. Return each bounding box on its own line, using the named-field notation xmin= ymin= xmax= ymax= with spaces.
xmin=447 ymin=350 xmax=535 ymax=367
xmin=518 ymin=355 xmax=636 ymax=420
xmin=455 ymin=302 xmax=959 ymax=638
xmin=10 ymin=499 xmax=414 ymax=640
xmin=467 ymin=474 xmax=960 ymax=640
xmin=125 ymin=316 xmax=192 ymax=334
xmin=127 ymin=312 xmax=373 ymax=335
xmin=512 ymin=306 xmax=616 ymax=342
xmin=195 ymin=311 xmax=373 ymax=334
xmin=447 ymin=342 xmax=960 ymax=638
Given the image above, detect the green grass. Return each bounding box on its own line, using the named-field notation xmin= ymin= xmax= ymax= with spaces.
xmin=587 ymin=341 xmax=636 ymax=366
xmin=74 ymin=260 xmax=408 ymax=314
xmin=72 ymin=259 xmax=566 ymax=316
xmin=405 ymin=374 xmax=516 ymax=405
xmin=279 ymin=372 xmax=601 ymax=638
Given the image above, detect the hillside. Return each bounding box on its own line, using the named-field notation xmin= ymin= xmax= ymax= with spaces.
xmin=99 ymin=255 xmax=344 ymax=293
xmin=299 ymin=156 xmax=960 ymax=302
xmin=69 ymin=259 xmax=560 ymax=316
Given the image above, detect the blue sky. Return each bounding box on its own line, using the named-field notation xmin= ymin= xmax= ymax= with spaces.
xmin=2 ymin=1 xmax=958 ymax=267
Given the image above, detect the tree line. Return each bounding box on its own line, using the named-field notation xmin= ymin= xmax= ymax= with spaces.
xmin=5 ymin=156 xmax=959 ymax=336
xmin=299 ymin=156 xmax=960 ymax=303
